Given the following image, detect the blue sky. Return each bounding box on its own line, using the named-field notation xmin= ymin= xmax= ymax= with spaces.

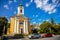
xmin=0 ymin=0 xmax=60 ymax=24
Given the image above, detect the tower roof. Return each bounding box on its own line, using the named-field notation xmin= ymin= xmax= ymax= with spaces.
xmin=20 ymin=0 xmax=23 ymax=6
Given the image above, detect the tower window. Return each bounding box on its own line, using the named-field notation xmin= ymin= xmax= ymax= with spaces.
xmin=20 ymin=10 xmax=22 ymax=13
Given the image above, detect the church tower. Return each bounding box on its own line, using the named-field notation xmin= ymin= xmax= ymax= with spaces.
xmin=7 ymin=0 xmax=31 ymax=35
xmin=17 ymin=0 xmax=24 ymax=15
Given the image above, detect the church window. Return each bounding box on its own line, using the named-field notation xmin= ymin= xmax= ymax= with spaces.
xmin=20 ymin=9 xmax=22 ymax=13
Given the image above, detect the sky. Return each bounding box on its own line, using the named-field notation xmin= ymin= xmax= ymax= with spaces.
xmin=0 ymin=0 xmax=60 ymax=24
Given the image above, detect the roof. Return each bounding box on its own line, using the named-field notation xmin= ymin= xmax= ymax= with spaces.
xmin=11 ymin=15 xmax=29 ymax=20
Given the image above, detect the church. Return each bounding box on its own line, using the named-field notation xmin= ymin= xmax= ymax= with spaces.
xmin=7 ymin=0 xmax=31 ymax=35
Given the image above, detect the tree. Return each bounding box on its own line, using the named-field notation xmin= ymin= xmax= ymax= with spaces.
xmin=58 ymin=23 xmax=60 ymax=26
xmin=0 ymin=17 xmax=8 ymax=36
xmin=50 ymin=18 xmax=58 ymax=34
xmin=5 ymin=23 xmax=10 ymax=34
xmin=40 ymin=21 xmax=51 ymax=33
xmin=39 ymin=17 xmax=60 ymax=35
xmin=39 ymin=20 xmax=58 ymax=34
xmin=56 ymin=23 xmax=60 ymax=34
xmin=50 ymin=18 xmax=55 ymax=24
xmin=32 ymin=29 xmax=38 ymax=34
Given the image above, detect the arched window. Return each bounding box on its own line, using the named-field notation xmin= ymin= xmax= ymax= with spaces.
xmin=20 ymin=9 xmax=22 ymax=13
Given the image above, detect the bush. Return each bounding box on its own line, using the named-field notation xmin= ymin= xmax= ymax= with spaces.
xmin=14 ymin=34 xmax=24 ymax=38
xmin=14 ymin=34 xmax=24 ymax=36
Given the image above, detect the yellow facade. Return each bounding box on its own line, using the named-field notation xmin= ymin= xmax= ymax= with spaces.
xmin=28 ymin=19 xmax=31 ymax=34
xmin=10 ymin=17 xmax=15 ymax=34
xmin=7 ymin=17 xmax=31 ymax=35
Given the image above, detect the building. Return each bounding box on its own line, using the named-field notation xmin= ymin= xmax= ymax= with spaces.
xmin=31 ymin=24 xmax=40 ymax=30
xmin=7 ymin=0 xmax=31 ymax=35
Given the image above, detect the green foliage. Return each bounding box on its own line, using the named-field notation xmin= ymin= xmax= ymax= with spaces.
xmin=50 ymin=18 xmax=55 ymax=24
xmin=40 ymin=21 xmax=51 ymax=33
xmin=0 ymin=17 xmax=8 ymax=36
xmin=14 ymin=34 xmax=24 ymax=36
xmin=32 ymin=29 xmax=38 ymax=34
xmin=39 ymin=18 xmax=60 ymax=35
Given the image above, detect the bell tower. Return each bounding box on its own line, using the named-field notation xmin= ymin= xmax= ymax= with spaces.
xmin=17 ymin=0 xmax=24 ymax=15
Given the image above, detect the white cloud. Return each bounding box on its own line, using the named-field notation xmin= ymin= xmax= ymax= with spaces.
xmin=52 ymin=0 xmax=60 ymax=6
xmin=34 ymin=0 xmax=42 ymax=8
xmin=49 ymin=12 xmax=52 ymax=14
xmin=8 ymin=0 xmax=12 ymax=4
xmin=30 ymin=0 xmax=33 ymax=3
xmin=4 ymin=5 xmax=9 ymax=9
xmin=43 ymin=20 xmax=45 ymax=21
xmin=43 ymin=0 xmax=48 ymax=5
xmin=52 ymin=0 xmax=56 ymax=3
xmin=33 ymin=15 xmax=35 ymax=17
xmin=34 ymin=0 xmax=57 ymax=14
xmin=46 ymin=19 xmax=49 ymax=21
xmin=14 ymin=0 xmax=17 ymax=2
xmin=49 ymin=9 xmax=56 ymax=14
xmin=52 ymin=9 xmax=56 ymax=13
xmin=33 ymin=21 xmax=36 ymax=24
xmin=25 ymin=0 xmax=33 ymax=7
xmin=25 ymin=0 xmax=60 ymax=14
xmin=34 ymin=0 xmax=48 ymax=8
xmin=36 ymin=15 xmax=38 ymax=17
xmin=43 ymin=4 xmax=56 ymax=12
xmin=14 ymin=11 xmax=16 ymax=14
xmin=26 ymin=3 xmax=30 ymax=7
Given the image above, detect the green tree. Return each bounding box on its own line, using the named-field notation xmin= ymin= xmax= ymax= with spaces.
xmin=50 ymin=18 xmax=58 ymax=34
xmin=50 ymin=18 xmax=55 ymax=24
xmin=32 ymin=29 xmax=38 ymax=34
xmin=56 ymin=23 xmax=60 ymax=34
xmin=58 ymin=22 xmax=60 ymax=25
xmin=0 ymin=17 xmax=8 ymax=36
xmin=40 ymin=21 xmax=51 ymax=33
xmin=39 ymin=18 xmax=60 ymax=35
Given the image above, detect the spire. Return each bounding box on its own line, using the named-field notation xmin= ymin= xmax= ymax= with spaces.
xmin=20 ymin=0 xmax=23 ymax=6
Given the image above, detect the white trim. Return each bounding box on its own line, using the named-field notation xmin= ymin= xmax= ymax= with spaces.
xmin=24 ymin=20 xmax=28 ymax=34
xmin=24 ymin=20 xmax=25 ymax=33
xmin=17 ymin=20 xmax=19 ymax=34
xmin=26 ymin=20 xmax=28 ymax=34
xmin=18 ymin=7 xmax=20 ymax=14
xmin=14 ymin=19 xmax=17 ymax=33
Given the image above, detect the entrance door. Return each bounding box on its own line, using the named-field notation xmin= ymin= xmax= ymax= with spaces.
xmin=19 ymin=22 xmax=23 ymax=34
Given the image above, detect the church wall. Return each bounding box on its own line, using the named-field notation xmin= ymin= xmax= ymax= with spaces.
xmin=7 ymin=18 xmax=31 ymax=35
xmin=28 ymin=20 xmax=31 ymax=34
xmin=9 ymin=17 xmax=15 ymax=34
